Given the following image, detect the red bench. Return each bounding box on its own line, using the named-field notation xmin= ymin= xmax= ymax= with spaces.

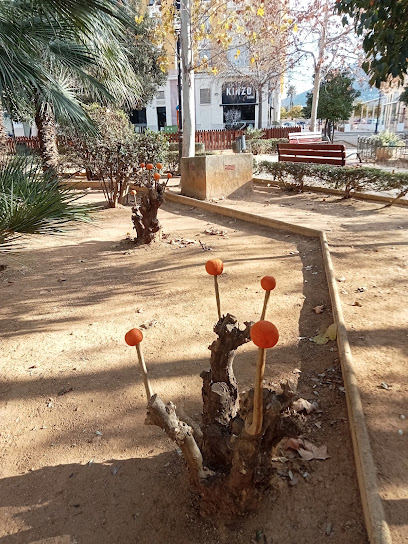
xmin=277 ymin=143 xmax=346 ymax=166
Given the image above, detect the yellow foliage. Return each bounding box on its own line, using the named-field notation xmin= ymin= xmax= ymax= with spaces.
xmin=135 ymin=15 xmax=144 ymax=24
xmin=257 ymin=6 xmax=264 ymax=17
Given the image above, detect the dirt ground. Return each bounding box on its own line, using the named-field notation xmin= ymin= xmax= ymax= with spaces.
xmin=218 ymin=182 xmax=408 ymax=544
xmin=0 ymin=193 xmax=368 ymax=544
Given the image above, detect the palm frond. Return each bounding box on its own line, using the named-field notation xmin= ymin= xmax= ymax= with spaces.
xmin=0 ymin=155 xmax=93 ymax=250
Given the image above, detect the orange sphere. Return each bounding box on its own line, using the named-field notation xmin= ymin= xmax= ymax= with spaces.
xmin=125 ymin=328 xmax=143 ymax=346
xmin=146 ymin=163 xmax=154 ymax=170
xmin=153 ymin=172 xmax=161 ymax=180
xmin=167 ymin=173 xmax=173 ymax=179
xmin=140 ymin=163 xmax=145 ymax=168
xmin=156 ymin=162 xmax=163 ymax=170
xmin=250 ymin=321 xmax=279 ymax=349
xmin=205 ymin=259 xmax=224 ymax=276
xmin=261 ymin=276 xmax=276 ymax=291
xmin=131 ymin=189 xmax=136 ymax=195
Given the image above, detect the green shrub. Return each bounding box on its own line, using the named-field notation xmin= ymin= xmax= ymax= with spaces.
xmin=372 ymin=130 xmax=405 ymax=147
xmin=248 ymin=138 xmax=289 ymax=155
xmin=245 ymin=127 xmax=264 ymax=140
xmin=59 ymin=105 xmax=168 ymax=207
xmin=168 ymin=142 xmax=205 ymax=154
xmin=255 ymin=160 xmax=408 ymax=203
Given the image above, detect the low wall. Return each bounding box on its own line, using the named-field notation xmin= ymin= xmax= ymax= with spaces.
xmin=180 ymin=154 xmax=253 ymax=200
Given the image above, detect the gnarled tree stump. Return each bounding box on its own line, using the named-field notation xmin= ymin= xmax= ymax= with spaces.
xmin=146 ymin=313 xmax=299 ymax=518
xmin=131 ymin=184 xmax=165 ymax=245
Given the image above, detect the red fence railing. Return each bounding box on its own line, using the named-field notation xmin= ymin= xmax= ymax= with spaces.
xmin=7 ymin=137 xmax=40 ymax=153
xmin=7 ymin=127 xmax=302 ymax=154
xmin=167 ymin=127 xmax=301 ymax=150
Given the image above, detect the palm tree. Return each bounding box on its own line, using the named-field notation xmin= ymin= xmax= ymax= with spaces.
xmin=0 ymin=0 xmax=139 ymax=171
xmin=0 ymin=154 xmax=92 ymax=250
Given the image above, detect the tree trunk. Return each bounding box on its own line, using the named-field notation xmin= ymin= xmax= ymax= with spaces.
xmin=35 ymin=98 xmax=59 ymax=175
xmin=180 ymin=0 xmax=195 ymax=158
xmin=0 ymin=106 xmax=9 ymax=161
xmin=310 ymin=8 xmax=329 ymax=132
xmin=146 ymin=313 xmax=300 ymax=519
xmin=131 ymin=185 xmax=165 ymax=245
xmin=257 ymin=85 xmax=263 ymax=129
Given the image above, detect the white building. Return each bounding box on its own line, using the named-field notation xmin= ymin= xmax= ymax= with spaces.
xmin=137 ymin=70 xmax=281 ymax=132
xmin=357 ymin=81 xmax=408 ymax=133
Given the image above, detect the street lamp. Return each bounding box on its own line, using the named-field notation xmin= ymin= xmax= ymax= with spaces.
xmin=375 ymin=92 xmax=382 ymax=135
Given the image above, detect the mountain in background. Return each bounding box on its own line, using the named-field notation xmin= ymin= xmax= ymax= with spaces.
xmin=282 ymin=73 xmax=380 ymax=109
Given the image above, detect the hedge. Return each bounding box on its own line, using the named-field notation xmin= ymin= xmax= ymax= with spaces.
xmin=255 ymin=160 xmax=408 ymax=204
xmin=247 ymin=138 xmax=289 ymax=155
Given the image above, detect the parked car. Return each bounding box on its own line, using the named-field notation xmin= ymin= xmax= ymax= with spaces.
xmin=282 ymin=121 xmax=297 ymax=127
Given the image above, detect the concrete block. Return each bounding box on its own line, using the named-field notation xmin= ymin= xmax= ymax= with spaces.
xmin=180 ymin=154 xmax=253 ymax=200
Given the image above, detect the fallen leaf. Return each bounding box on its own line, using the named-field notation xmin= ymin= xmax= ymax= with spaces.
xmin=336 ymin=276 xmax=346 ymax=282
xmin=325 ymin=323 xmax=337 ymax=341
xmin=292 ymin=398 xmax=317 ymax=414
xmin=352 ymin=301 xmax=362 ymax=307
xmin=313 ymin=305 xmax=325 ymax=314
xmin=298 ymin=440 xmax=330 ymax=461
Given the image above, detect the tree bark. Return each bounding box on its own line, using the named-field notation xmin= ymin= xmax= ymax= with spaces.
xmin=180 ymin=0 xmax=195 ymax=158
xmin=131 ymin=185 xmax=165 ymax=245
xmin=35 ymin=98 xmax=59 ymax=175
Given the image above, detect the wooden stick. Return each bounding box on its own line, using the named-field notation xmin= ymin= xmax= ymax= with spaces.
xmin=214 ymin=275 xmax=221 ymax=320
xmin=247 ymin=348 xmax=266 ymax=435
xmin=136 ymin=344 xmax=153 ymax=401
xmin=260 ymin=290 xmax=271 ymax=320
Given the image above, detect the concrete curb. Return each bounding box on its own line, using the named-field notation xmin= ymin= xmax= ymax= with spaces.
xmin=165 ymin=190 xmax=392 ymax=544
xmin=253 ymin=177 xmax=408 ymax=207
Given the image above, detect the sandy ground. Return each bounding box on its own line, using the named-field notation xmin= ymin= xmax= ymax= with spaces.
xmin=0 ymin=193 xmax=368 ymax=543
xmin=217 ymin=183 xmax=408 ymax=543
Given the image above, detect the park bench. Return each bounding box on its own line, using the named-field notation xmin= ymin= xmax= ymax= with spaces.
xmin=288 ymin=131 xmax=324 ymax=144
xmin=277 ymin=143 xmax=346 ymax=166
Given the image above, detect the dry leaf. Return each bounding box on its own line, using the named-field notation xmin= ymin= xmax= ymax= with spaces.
xmin=311 ymin=323 xmax=337 ymax=344
xmin=313 ymin=305 xmax=325 ymax=314
xmin=292 ymin=398 xmax=317 ymax=414
xmin=298 ymin=440 xmax=330 ymax=461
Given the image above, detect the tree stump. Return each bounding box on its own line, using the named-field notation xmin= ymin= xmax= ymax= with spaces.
xmin=146 ymin=313 xmax=300 ymax=518
xmin=131 ymin=183 xmax=165 ymax=245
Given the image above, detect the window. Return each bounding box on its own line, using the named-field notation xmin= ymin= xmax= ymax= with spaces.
xmin=156 ymin=90 xmax=165 ymax=101
xmin=200 ymin=88 xmax=211 ymax=105
xmin=227 ymin=45 xmax=249 ymax=68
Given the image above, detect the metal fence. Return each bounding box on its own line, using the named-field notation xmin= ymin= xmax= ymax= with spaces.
xmin=357 ymin=137 xmax=408 ymax=168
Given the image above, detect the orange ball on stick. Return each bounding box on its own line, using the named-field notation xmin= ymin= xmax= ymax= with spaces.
xmin=131 ymin=189 xmax=136 ymax=195
xmin=261 ymin=276 xmax=276 ymax=291
xmin=153 ymin=172 xmax=160 ymax=181
xmin=260 ymin=276 xmax=276 ymax=320
xmin=167 ymin=173 xmax=173 ymax=179
xmin=146 ymin=163 xmax=153 ymax=170
xmin=205 ymin=259 xmax=224 ymax=320
xmin=156 ymin=162 xmax=163 ymax=170
xmin=205 ymin=258 xmax=224 ymax=276
xmin=125 ymin=328 xmax=143 ymax=346
xmin=140 ymin=163 xmax=145 ymax=168
xmin=125 ymin=328 xmax=152 ymax=402
xmin=247 ymin=320 xmax=279 ymax=436
xmin=250 ymin=320 xmax=279 ymax=349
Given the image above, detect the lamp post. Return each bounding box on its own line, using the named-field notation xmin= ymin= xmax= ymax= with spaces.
xmin=375 ymin=92 xmax=382 ymax=135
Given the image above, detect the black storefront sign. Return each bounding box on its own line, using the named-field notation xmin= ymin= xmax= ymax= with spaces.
xmin=222 ymin=82 xmax=256 ymax=105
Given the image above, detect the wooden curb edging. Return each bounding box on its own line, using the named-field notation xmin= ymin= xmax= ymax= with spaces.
xmin=165 ymin=190 xmax=392 ymax=544
xmin=253 ymin=176 xmax=408 ymax=207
